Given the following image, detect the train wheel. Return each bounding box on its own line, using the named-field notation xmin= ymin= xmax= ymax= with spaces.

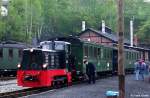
xmin=67 ymin=82 xmax=72 ymax=86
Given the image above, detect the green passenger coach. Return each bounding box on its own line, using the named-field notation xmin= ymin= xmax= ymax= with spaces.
xmin=0 ymin=41 xmax=30 ymax=76
xmin=50 ymin=36 xmax=140 ymax=78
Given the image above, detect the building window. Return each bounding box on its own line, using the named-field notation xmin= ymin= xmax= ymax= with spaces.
xmin=9 ymin=49 xmax=13 ymax=58
xmin=0 ymin=48 xmax=3 ymax=58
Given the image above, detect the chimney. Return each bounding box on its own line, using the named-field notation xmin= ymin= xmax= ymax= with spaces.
xmin=130 ymin=19 xmax=133 ymax=47
xmin=82 ymin=21 xmax=85 ymax=31
xmin=133 ymin=34 xmax=138 ymax=46
xmin=102 ymin=20 xmax=105 ymax=33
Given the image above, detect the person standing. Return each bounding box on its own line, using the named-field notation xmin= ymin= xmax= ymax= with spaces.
xmin=86 ymin=61 xmax=96 ymax=84
xmin=134 ymin=60 xmax=140 ymax=80
xmin=144 ymin=60 xmax=150 ymax=82
xmin=139 ymin=60 xmax=146 ymax=81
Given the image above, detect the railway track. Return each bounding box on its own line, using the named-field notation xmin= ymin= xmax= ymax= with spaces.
xmin=0 ymin=83 xmax=74 ymax=98
xmin=0 ymin=73 xmax=127 ymax=98
xmin=0 ymin=75 xmax=110 ymax=98
xmin=0 ymin=77 xmax=16 ymax=81
xmin=0 ymin=87 xmax=51 ymax=98
xmin=0 ymin=83 xmax=16 ymax=86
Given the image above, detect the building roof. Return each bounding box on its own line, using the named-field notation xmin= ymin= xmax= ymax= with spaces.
xmin=78 ymin=28 xmax=130 ymax=45
xmin=0 ymin=40 xmax=32 ymax=48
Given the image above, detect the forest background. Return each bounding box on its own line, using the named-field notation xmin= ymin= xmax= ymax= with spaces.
xmin=0 ymin=0 xmax=150 ymax=46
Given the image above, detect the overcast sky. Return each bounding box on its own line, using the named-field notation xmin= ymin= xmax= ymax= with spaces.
xmin=144 ymin=0 xmax=150 ymax=2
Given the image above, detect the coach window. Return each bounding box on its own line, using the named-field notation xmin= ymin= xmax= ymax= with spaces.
xmin=104 ymin=48 xmax=106 ymax=59
xmin=136 ymin=53 xmax=139 ymax=59
xmin=18 ymin=49 xmax=22 ymax=57
xmin=0 ymin=48 xmax=3 ymax=58
xmin=128 ymin=52 xmax=129 ymax=59
xmin=109 ymin=50 xmax=112 ymax=59
xmin=101 ymin=48 xmax=104 ymax=59
xmin=104 ymin=49 xmax=106 ymax=59
xmin=127 ymin=52 xmax=129 ymax=59
xmin=134 ymin=53 xmax=136 ymax=60
xmin=126 ymin=52 xmax=128 ymax=59
xmin=84 ymin=45 xmax=88 ymax=57
xmin=9 ymin=49 xmax=13 ymax=58
xmin=135 ymin=53 xmax=137 ymax=59
xmin=89 ymin=46 xmax=93 ymax=57
xmin=91 ymin=46 xmax=94 ymax=57
xmin=97 ymin=48 xmax=100 ymax=55
xmin=128 ymin=52 xmax=130 ymax=59
xmin=94 ymin=47 xmax=97 ymax=58
xmin=107 ymin=49 xmax=110 ymax=59
xmin=97 ymin=48 xmax=101 ymax=58
xmin=130 ymin=52 xmax=132 ymax=60
xmin=133 ymin=53 xmax=135 ymax=60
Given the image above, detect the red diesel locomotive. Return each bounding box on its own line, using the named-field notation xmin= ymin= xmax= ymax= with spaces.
xmin=17 ymin=41 xmax=72 ymax=87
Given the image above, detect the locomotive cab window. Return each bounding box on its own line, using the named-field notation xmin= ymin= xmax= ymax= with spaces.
xmin=55 ymin=43 xmax=65 ymax=50
xmin=21 ymin=50 xmax=44 ymax=70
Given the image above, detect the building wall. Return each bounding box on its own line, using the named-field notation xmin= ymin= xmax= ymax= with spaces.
xmin=79 ymin=31 xmax=113 ymax=46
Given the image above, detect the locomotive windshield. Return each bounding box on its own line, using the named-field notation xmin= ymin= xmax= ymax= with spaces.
xmin=20 ymin=50 xmax=44 ymax=70
xmin=55 ymin=42 xmax=64 ymax=50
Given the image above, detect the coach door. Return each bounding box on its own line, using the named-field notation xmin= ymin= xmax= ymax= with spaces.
xmin=112 ymin=49 xmax=118 ymax=74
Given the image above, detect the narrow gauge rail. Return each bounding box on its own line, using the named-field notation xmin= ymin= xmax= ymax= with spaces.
xmin=0 ymin=81 xmax=82 ymax=98
xmin=0 ymin=87 xmax=48 ymax=98
xmin=0 ymin=77 xmax=16 ymax=81
xmin=0 ymin=82 xmax=16 ymax=86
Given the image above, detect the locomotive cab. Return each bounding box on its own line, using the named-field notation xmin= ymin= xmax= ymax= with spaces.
xmin=19 ymin=49 xmax=66 ymax=70
xmin=17 ymin=48 xmax=72 ymax=87
xmin=40 ymin=41 xmax=77 ymax=79
xmin=40 ymin=41 xmax=71 ymax=53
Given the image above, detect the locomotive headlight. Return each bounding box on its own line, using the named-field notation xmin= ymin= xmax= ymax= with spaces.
xmin=43 ymin=63 xmax=48 ymax=68
xmin=30 ymin=48 xmax=34 ymax=52
xmin=17 ymin=64 xmax=21 ymax=68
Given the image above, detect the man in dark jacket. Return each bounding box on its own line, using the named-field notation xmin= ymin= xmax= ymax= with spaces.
xmin=86 ymin=62 xmax=96 ymax=84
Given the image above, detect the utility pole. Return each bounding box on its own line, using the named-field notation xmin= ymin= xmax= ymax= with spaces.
xmin=117 ymin=0 xmax=125 ymax=98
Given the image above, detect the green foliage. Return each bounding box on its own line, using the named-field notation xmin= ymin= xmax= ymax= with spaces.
xmin=0 ymin=0 xmax=149 ymax=44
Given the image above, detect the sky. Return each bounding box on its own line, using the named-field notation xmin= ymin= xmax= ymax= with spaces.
xmin=144 ymin=0 xmax=150 ymax=2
